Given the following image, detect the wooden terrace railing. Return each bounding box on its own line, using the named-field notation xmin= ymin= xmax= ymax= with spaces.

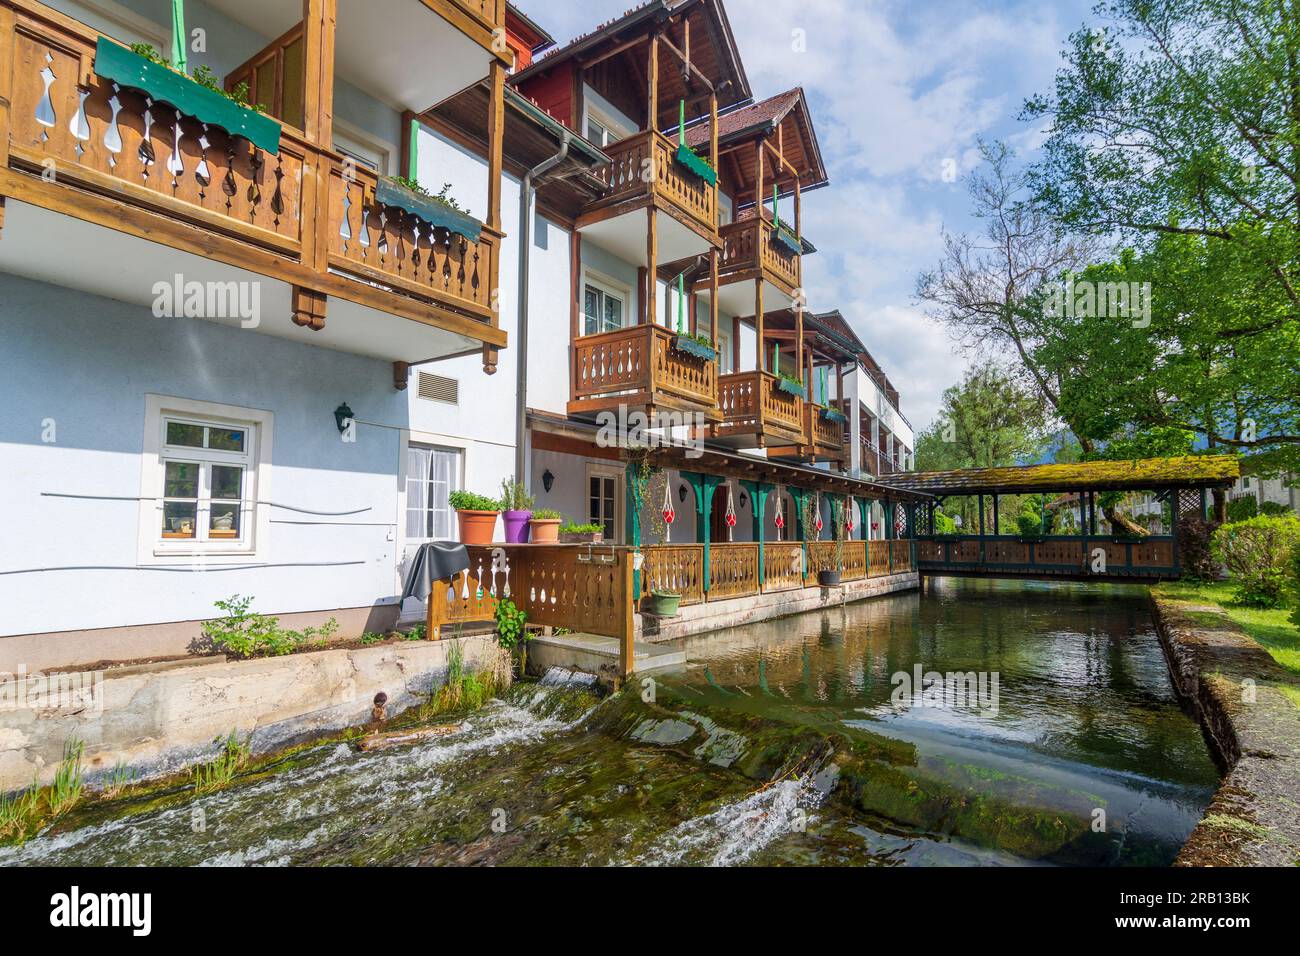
xmin=586 ymin=129 xmax=717 ymax=238
xmin=714 ymin=370 xmax=803 ymax=443
xmin=915 ymin=535 xmax=1179 ymax=579
xmin=570 ymin=323 xmax=718 ymax=412
xmin=717 ymin=216 xmax=800 ymax=293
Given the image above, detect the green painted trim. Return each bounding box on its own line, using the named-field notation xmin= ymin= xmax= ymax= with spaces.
xmin=375 ymin=177 xmax=482 ymax=243
xmin=93 ymin=38 xmax=281 ymax=154
xmin=789 ymin=486 xmax=811 ymax=574
xmin=171 ymin=0 xmax=187 ymax=74
xmin=674 ymin=143 xmax=718 ymax=186
xmin=682 ymin=472 xmax=724 ymax=586
xmin=407 ymin=116 xmax=420 ymax=181
xmin=625 ymin=462 xmax=643 ymax=600
xmin=671 ymin=335 xmax=717 ymax=362
xmin=741 ymin=480 xmax=772 ymax=583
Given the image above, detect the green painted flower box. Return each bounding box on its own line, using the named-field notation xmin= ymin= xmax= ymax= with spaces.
xmin=375 ymin=177 xmax=483 ymax=243
xmin=776 ymin=377 xmax=807 ymax=399
xmin=93 ymin=38 xmax=282 ymax=154
xmin=820 ymin=407 xmax=848 ymax=425
xmin=674 ymin=144 xmax=718 ymax=186
xmin=671 ymin=335 xmax=717 ymax=362
xmin=772 ymin=224 xmax=802 ymax=256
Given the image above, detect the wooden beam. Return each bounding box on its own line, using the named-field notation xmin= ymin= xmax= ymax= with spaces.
xmin=393 ymin=361 xmax=410 ymax=390
xmin=291 ymin=286 xmax=327 ymax=330
xmin=299 ymin=0 xmax=336 ymax=274
xmin=658 ymin=33 xmax=715 ymax=92
xmin=754 ymin=278 xmax=765 ymax=372
xmin=646 ymin=32 xmax=660 ymax=131
xmin=710 ymin=246 xmax=719 ymax=348
xmin=579 ymin=32 xmax=650 ymax=71
xmin=486 ymin=60 xmax=505 ymax=233
xmin=646 ymin=205 xmax=658 ymax=393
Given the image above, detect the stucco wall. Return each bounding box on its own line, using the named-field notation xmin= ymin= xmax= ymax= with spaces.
xmin=0 ymin=274 xmax=408 ymax=646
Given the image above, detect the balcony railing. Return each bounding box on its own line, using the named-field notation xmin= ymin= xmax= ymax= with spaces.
xmin=587 ymin=130 xmax=717 ymax=237
xmin=916 ymin=535 xmax=1178 ymax=578
xmin=713 ymin=370 xmax=803 ymax=444
xmin=328 ymin=162 xmax=499 ymax=320
xmin=718 ymin=216 xmax=800 ymax=293
xmin=1 ymin=2 xmax=503 ymax=344
xmin=805 ymin=403 xmax=847 ymax=457
xmin=570 ymin=324 xmax=718 ymax=413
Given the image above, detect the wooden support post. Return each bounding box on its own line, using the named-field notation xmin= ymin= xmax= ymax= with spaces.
xmin=709 ymin=246 xmax=719 ymax=348
xmin=392 ymin=361 xmax=409 ymax=391
xmin=0 ymin=3 xmax=12 ymax=185
xmin=710 ymin=92 xmax=719 ymax=222
xmin=646 ymin=206 xmax=658 ymax=393
xmin=618 ymin=550 xmax=636 ymax=684
xmin=646 ymin=32 xmax=659 ymax=132
xmin=486 ymin=60 xmax=506 ymax=234
xmin=300 ymin=0 xmax=337 ymax=275
xmin=754 ymin=278 xmax=765 ymax=371
xmin=992 ymin=493 xmax=999 ymax=535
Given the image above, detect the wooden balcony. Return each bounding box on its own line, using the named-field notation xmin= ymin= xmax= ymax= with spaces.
xmin=0 ymin=1 xmax=505 ymax=358
xmin=712 ymin=370 xmax=804 ymax=447
xmin=717 ymin=216 xmax=800 ymax=296
xmin=569 ymin=323 xmax=720 ymax=418
xmin=582 ymin=129 xmax=718 ymax=241
xmin=805 ymin=403 xmax=848 ymax=462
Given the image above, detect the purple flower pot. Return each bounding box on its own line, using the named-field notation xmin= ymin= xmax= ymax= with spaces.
xmin=502 ymin=510 xmax=533 ymax=543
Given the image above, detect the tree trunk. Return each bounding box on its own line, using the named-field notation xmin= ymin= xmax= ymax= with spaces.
xmin=1103 ymin=505 xmax=1149 ymax=537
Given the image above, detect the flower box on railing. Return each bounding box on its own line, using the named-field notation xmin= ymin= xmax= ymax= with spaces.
xmin=772 ymin=223 xmax=802 ymax=256
xmin=92 ymin=38 xmax=282 ymax=154
xmin=375 ymin=177 xmax=483 ymax=243
xmin=820 ymin=407 xmax=848 ymax=425
xmin=670 ymin=334 xmax=718 ymax=362
xmin=776 ymin=376 xmax=806 ymax=399
xmin=673 ymin=143 xmax=718 ymax=186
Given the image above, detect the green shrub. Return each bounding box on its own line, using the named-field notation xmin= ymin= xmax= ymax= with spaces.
xmin=190 ymin=732 xmax=251 ymax=794
xmin=494 ymin=599 xmax=529 ymax=651
xmin=1210 ymin=515 xmax=1300 ymax=607
xmin=933 ymin=510 xmax=957 ymax=534
xmin=1260 ymin=500 xmax=1293 ymax=517
xmin=1017 ymin=513 xmax=1042 ymax=537
xmin=532 ymin=508 xmax=563 ymax=520
xmin=202 ymin=595 xmax=338 ymax=658
xmin=1227 ymin=496 xmax=1258 ymax=522
xmin=1178 ymin=516 xmax=1220 ymax=581
xmin=559 ymin=521 xmax=603 ymax=535
xmin=448 ymin=489 xmax=501 ymax=512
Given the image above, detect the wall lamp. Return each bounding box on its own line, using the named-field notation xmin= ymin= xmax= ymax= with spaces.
xmin=542 ymin=469 xmax=555 ymax=493
xmin=334 ymin=402 xmax=354 ymax=434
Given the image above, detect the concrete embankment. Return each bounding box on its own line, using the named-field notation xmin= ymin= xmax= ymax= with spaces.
xmin=1150 ymin=592 xmax=1300 ymax=866
xmin=0 ymin=636 xmax=496 ymax=793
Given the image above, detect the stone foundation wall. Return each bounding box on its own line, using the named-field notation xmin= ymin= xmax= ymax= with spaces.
xmin=1150 ymin=592 xmax=1300 ymax=866
xmin=637 ymin=571 xmax=919 ymax=643
xmin=0 ymin=636 xmax=495 ymax=794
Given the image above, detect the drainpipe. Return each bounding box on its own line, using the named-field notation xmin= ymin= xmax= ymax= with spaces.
xmin=515 ymin=133 xmax=572 ymax=484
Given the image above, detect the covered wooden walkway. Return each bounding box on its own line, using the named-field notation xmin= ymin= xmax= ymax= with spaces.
xmin=884 ymin=456 xmax=1240 ymax=582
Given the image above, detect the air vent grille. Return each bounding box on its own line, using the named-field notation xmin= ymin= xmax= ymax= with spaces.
xmin=417 ymin=371 xmax=458 ymax=405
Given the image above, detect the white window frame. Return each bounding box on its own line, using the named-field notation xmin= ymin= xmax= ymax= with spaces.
xmin=397 ymin=428 xmax=470 ymax=586
xmin=716 ymin=324 xmax=733 ymax=374
xmin=402 ymin=441 xmax=464 ymax=543
xmin=585 ymin=464 xmax=623 ymax=544
xmin=583 ymin=99 xmax=634 ymax=148
xmin=137 ymin=395 xmax=273 ymax=564
xmin=580 ymin=269 xmax=631 ymax=337
xmin=332 ymin=118 xmax=396 ymax=177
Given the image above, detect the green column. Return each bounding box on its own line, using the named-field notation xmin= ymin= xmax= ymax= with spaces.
xmin=681 ymin=471 xmax=724 ymax=591
xmin=741 ymin=480 xmax=773 ymax=585
xmin=625 ymin=461 xmax=644 ymax=599
xmin=858 ymin=497 xmax=871 ymax=541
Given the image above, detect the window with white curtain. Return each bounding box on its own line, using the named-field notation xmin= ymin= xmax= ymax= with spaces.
xmin=405 ymin=445 xmax=462 ymax=541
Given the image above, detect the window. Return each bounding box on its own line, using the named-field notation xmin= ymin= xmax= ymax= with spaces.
xmin=583 ymin=101 xmax=632 ymax=147
xmin=139 ymin=396 xmax=272 ymax=562
xmin=332 ymin=121 xmax=394 ymax=177
xmin=716 ymin=326 xmax=733 ymax=374
xmin=587 ymin=467 xmax=620 ymax=542
xmin=406 ymin=446 xmax=462 ymax=541
xmin=226 ymin=24 xmax=306 ymax=129
xmin=583 ymin=277 xmax=627 ymax=336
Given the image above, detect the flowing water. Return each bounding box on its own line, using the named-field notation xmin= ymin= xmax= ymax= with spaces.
xmin=1 ymin=579 xmax=1219 ymax=866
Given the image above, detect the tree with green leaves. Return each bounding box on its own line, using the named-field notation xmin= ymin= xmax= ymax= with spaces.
xmin=1023 ymin=0 xmax=1300 ymax=473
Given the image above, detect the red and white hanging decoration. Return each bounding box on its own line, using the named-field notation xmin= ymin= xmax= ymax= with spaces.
xmin=774 ymin=485 xmax=786 ymax=541
xmin=846 ymin=496 xmax=855 ymax=535
xmin=661 ymin=473 xmax=676 ymax=542
xmin=814 ymin=493 xmax=824 ymax=539
xmin=724 ymin=482 xmax=737 ymax=541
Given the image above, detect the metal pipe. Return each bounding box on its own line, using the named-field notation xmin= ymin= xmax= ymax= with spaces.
xmin=515 ymin=133 xmax=572 ymax=483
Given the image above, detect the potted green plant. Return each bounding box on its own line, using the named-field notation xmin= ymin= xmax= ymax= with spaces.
xmin=499 ymin=477 xmax=535 ymax=544
xmin=645 ymin=590 xmax=682 ymax=617
xmin=559 ymin=521 xmax=604 ymax=544
xmin=819 ymin=499 xmax=847 ymax=586
xmin=449 ymin=490 xmax=500 ymax=546
xmin=529 ymin=508 xmax=563 ymax=544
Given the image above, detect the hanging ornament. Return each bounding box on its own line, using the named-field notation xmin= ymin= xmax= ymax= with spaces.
xmin=814 ymin=493 xmax=824 ymax=538
xmin=662 ymin=474 xmax=676 ymax=542
xmin=774 ymin=486 xmax=786 ymax=540
xmin=846 ymin=496 xmax=855 ymax=533
xmin=724 ymin=483 xmax=737 ymax=541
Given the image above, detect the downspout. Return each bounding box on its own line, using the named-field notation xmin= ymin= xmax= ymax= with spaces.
xmin=515 ymin=133 xmax=572 ymax=482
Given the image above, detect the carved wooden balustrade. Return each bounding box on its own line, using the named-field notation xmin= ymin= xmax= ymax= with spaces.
xmin=327 ymin=162 xmax=498 ymax=321
xmin=640 ymin=545 xmax=705 ymax=605
xmin=4 ymin=5 xmax=305 ymax=253
xmin=713 ymin=370 xmax=803 ymax=445
xmin=586 ymin=130 xmax=717 ymax=238
xmin=867 ymin=541 xmax=891 ymax=577
xmin=805 ymin=404 xmax=848 ymax=458
xmin=762 ymin=541 xmax=805 ymax=591
xmin=717 ymin=216 xmax=801 ymax=294
xmin=569 ymin=324 xmax=718 ymax=414
xmin=803 ymin=540 xmax=867 ymax=585
xmin=707 ymin=543 xmax=760 ymax=599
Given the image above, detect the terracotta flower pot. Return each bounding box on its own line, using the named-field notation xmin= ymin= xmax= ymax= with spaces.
xmin=502 ymin=509 xmax=533 ymax=544
xmin=559 ymin=531 xmax=603 ymax=544
xmin=457 ymin=509 xmax=499 ymax=545
xmin=529 ymin=519 xmax=561 ymax=543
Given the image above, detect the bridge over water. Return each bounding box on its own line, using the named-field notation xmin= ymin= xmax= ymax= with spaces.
xmin=884 ymin=456 xmax=1240 ymax=583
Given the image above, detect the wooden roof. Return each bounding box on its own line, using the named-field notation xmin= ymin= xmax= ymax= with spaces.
xmin=512 ymin=0 xmax=751 ymax=131
xmin=887 ymin=456 xmax=1241 ymax=496
xmin=687 ymin=88 xmax=828 ymax=198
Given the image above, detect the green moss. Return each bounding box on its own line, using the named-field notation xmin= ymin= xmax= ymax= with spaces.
xmin=1156 ymin=581 xmax=1300 ymax=675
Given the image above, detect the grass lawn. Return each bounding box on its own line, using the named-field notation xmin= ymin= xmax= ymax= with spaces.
xmin=1155 ymin=580 xmax=1300 ymax=676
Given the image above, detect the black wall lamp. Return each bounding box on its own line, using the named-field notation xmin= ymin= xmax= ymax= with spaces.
xmin=678 ymin=484 xmax=688 ymax=503
xmin=334 ymin=402 xmax=354 ymax=434
xmin=542 ymin=469 xmax=555 ymax=493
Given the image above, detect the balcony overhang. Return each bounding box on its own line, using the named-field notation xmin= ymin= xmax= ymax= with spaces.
xmin=215 ymin=0 xmax=503 ymax=112
xmin=0 ymin=199 xmax=500 ymax=364
xmin=695 ymin=277 xmax=793 ymax=320
xmin=579 ymin=204 xmax=715 ymax=266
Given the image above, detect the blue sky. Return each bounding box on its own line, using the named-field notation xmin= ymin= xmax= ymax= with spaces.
xmin=515 ymin=0 xmax=1097 ymax=433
